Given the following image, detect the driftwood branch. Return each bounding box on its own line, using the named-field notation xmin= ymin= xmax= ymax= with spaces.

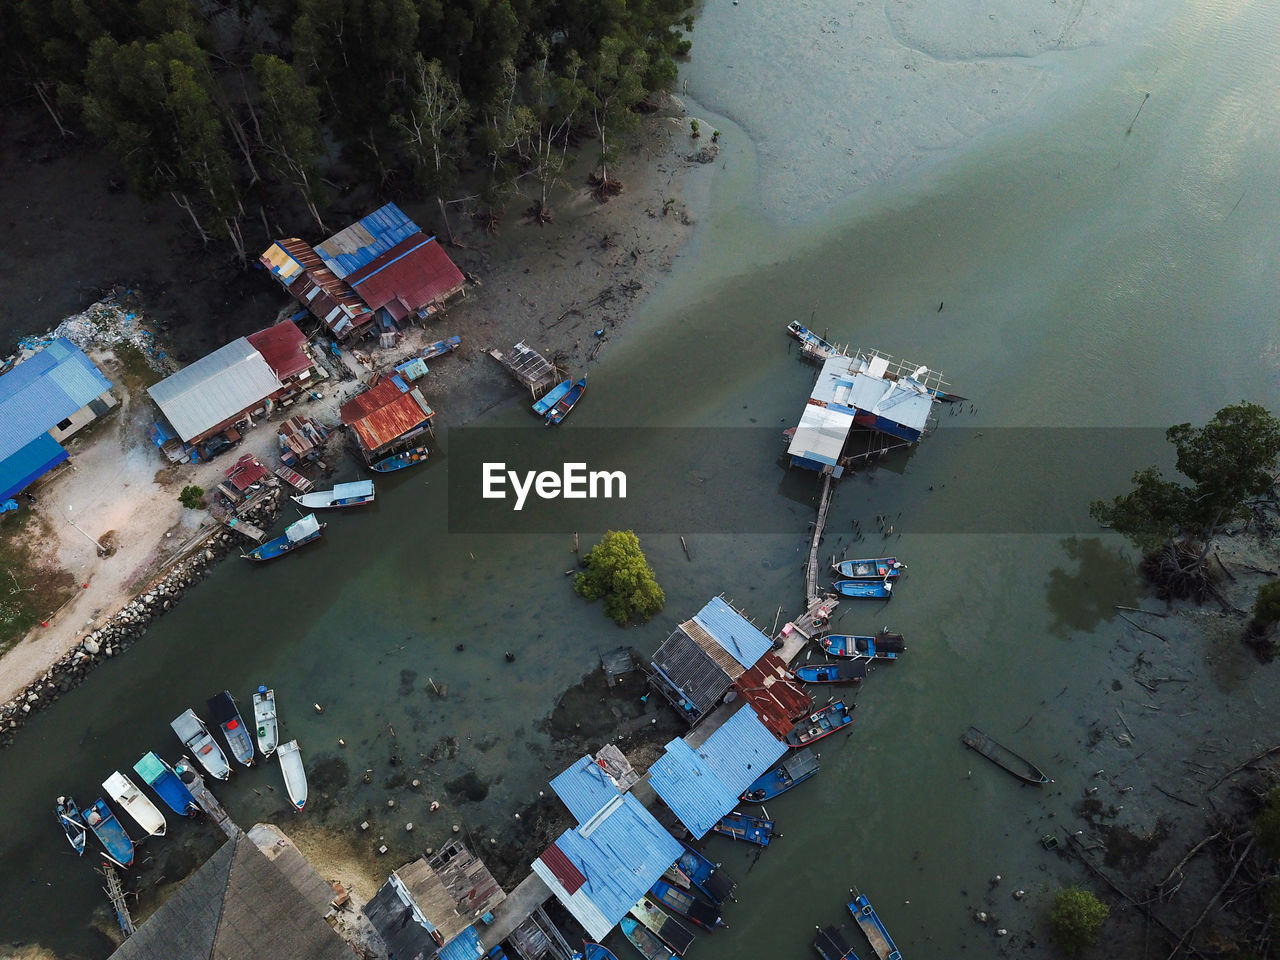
xmin=1158 ymin=830 xmax=1222 ymax=890
xmin=1166 ymin=837 xmax=1255 ymax=960
xmin=1209 ymin=743 xmax=1280 ymax=791
xmin=1115 ymin=604 xmax=1170 ymax=618
xmin=1118 ymin=612 xmax=1168 ymax=642
xmin=1153 ymin=783 xmax=1198 ymax=808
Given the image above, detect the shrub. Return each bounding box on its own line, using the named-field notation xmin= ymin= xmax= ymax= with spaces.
xmin=574 ymin=530 xmax=665 ymax=626
xmin=179 ymin=485 xmax=205 ymax=510
xmin=1049 ymin=887 xmax=1109 ymax=956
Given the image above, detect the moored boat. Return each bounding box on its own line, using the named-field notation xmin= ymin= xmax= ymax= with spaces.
xmin=103 ymin=771 xmax=167 ymax=838
xmin=242 ymin=513 xmax=325 ymax=561
xmin=546 ymin=378 xmax=586 ymax=424
xmin=207 ymin=691 xmax=255 ymax=767
xmin=84 ymin=798 xmax=134 ymax=869
xmin=649 ymin=878 xmax=724 ymax=931
xmin=786 ymin=321 xmax=844 ymax=361
xmin=961 ymin=726 xmax=1052 ymax=785
xmin=171 ymin=709 xmax=231 ymax=780
xmin=421 ymin=335 xmax=461 ymax=360
xmin=820 ymin=632 xmax=905 ymax=660
xmin=253 ymin=686 xmax=279 ymax=758
xmin=133 ymin=752 xmax=199 ymax=817
xmin=532 ymin=378 xmax=573 ymax=416
xmin=582 ymin=943 xmax=618 ymax=960
xmin=291 ymin=479 xmax=375 ymax=509
xmin=56 ymin=796 xmax=87 ymax=855
xmin=630 ymin=897 xmax=696 ymax=956
xmin=833 ymin=557 xmax=904 ymax=579
xmin=370 ymin=445 xmax=428 ymax=472
xmin=620 ymin=917 xmax=674 ymax=960
xmin=741 ymin=747 xmax=820 ymax=802
xmin=834 ymin=579 xmax=893 ymax=599
xmin=711 ymin=811 xmax=775 ymax=846
xmin=675 ymin=843 xmax=736 ymax=905
xmin=794 ymin=660 xmax=868 ymax=683
xmin=277 ymin=740 xmax=308 ymax=811
xmin=785 ymin=700 xmax=854 ymax=748
xmin=848 ymin=894 xmax=902 ymax=960
xmin=814 ymin=923 xmax=865 ymax=960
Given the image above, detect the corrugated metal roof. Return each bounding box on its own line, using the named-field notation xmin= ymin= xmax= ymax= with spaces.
xmin=537 ymin=842 xmax=586 ymax=893
xmin=531 ymin=858 xmax=611 ymax=940
xmin=438 ymin=926 xmax=483 ymax=960
xmin=0 ymin=433 xmax=68 ymax=500
xmin=245 ymin=320 xmax=311 ymax=381
xmin=338 ymin=379 xmax=434 ymax=453
xmin=694 ymin=704 xmax=787 ymax=796
xmin=680 ymin=619 xmax=745 ymax=679
xmin=262 ymin=239 xmax=373 ymax=336
xmin=649 ymin=627 xmax=733 ymax=720
xmin=550 ymin=756 xmax=622 ymax=823
xmin=692 ymin=597 xmax=772 ymax=669
xmin=347 ymin=234 xmax=465 ymax=315
xmin=0 ymin=337 xmax=113 ymax=461
xmin=734 ymin=652 xmax=813 ymax=739
xmin=316 ymin=202 xmax=421 ymax=278
xmin=148 ymin=339 xmax=283 ymax=442
xmin=647 ymin=738 xmax=741 ymax=839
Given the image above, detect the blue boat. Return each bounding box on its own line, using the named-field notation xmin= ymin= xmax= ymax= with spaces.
xmin=648 ymin=878 xmax=724 ymax=931
xmin=370 ymin=445 xmax=429 ymax=472
xmin=786 ymin=321 xmax=843 ymax=361
xmin=582 ymin=944 xmax=618 ymax=960
xmin=56 ymin=796 xmax=87 ymax=855
xmin=794 ymin=660 xmax=868 ymax=683
xmin=711 ymin=811 xmax=775 ymax=846
xmin=134 ymin=752 xmax=199 ymax=817
xmin=421 ymin=335 xmax=461 ymax=360
xmin=833 ymin=557 xmax=903 ymax=579
xmin=741 ymin=747 xmax=820 ymax=802
xmin=546 ymin=378 xmax=586 ymax=424
xmin=84 ymin=798 xmax=134 ymax=869
xmin=621 ymin=917 xmax=674 ymax=960
xmin=242 ymin=513 xmax=325 ymax=561
xmin=533 ymin=378 xmax=573 ymax=416
xmin=785 ymin=700 xmax=854 ymax=748
xmin=820 ymin=633 xmax=904 ymax=660
xmin=630 ymin=897 xmax=696 ymax=956
xmin=675 ymin=843 xmax=737 ymax=904
xmin=834 ymin=579 xmax=893 ymax=599
xmin=814 ymin=924 xmax=864 ymax=960
xmin=848 ymin=894 xmax=902 ymax=960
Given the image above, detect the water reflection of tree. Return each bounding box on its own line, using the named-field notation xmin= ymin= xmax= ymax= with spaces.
xmin=1046 ymin=537 xmax=1140 ymax=634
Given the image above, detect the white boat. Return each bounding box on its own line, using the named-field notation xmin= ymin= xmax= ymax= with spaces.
xmin=253 ymin=686 xmax=278 ymax=758
xmin=277 ymin=740 xmax=307 ymax=811
xmin=171 ymin=709 xmax=231 ymax=780
xmin=291 ymin=479 xmax=375 ymax=509
xmin=102 ymin=771 xmax=167 ymax=838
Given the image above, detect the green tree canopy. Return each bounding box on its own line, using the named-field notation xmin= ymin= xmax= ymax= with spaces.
xmin=1049 ymin=887 xmax=1110 ymax=957
xmin=1254 ymin=581 xmax=1280 ymax=627
xmin=574 ymin=530 xmax=665 ymax=626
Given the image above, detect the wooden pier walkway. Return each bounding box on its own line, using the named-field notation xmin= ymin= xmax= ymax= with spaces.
xmin=222 ymin=516 xmax=265 ymax=541
xmin=99 ymin=863 xmax=135 ymax=937
xmin=805 ymin=472 xmax=835 ymax=603
xmin=180 ymin=762 xmax=242 ymax=839
xmin=478 ymin=872 xmax=552 ymax=952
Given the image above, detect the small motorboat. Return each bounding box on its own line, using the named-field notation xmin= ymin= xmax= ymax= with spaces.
xmin=171 ymin=709 xmax=231 ymax=780
xmin=620 ymin=917 xmax=674 ymax=960
xmin=532 ymin=378 xmax=573 ymax=416
xmin=834 ymin=579 xmax=893 ymax=599
xmin=56 ymin=796 xmax=87 ymax=855
xmin=741 ymin=747 xmax=820 ymax=802
xmin=103 ymin=771 xmax=167 ymax=838
xmin=277 ymin=740 xmax=308 ymax=811
xmin=820 ymin=632 xmax=904 ymax=660
xmin=291 ymin=479 xmax=375 ymax=509
xmin=785 ymin=700 xmax=854 ymax=748
xmin=581 ymin=943 xmax=618 ymax=960
xmin=711 ymin=811 xmax=774 ymax=846
xmin=848 ymin=894 xmax=902 ymax=960
xmin=648 ymin=878 xmax=724 ymax=931
xmin=133 ymin=752 xmax=199 ymax=817
xmin=833 ymin=557 xmax=904 ymax=580
xmin=793 ymin=660 xmax=868 ymax=683
xmin=675 ymin=843 xmax=737 ymax=905
xmin=370 ymin=445 xmax=428 ymax=472
xmin=786 ymin=321 xmax=843 ymax=361
xmin=207 ymin=691 xmax=255 ymax=767
xmin=242 ymin=513 xmax=325 ymax=561
xmin=546 ymin=378 xmax=586 ymax=424
xmin=629 ymin=897 xmax=695 ymax=956
xmin=253 ymin=686 xmax=278 ymax=758
xmin=814 ymin=923 xmax=865 ymax=960
xmin=84 ymin=798 xmax=134 ymax=869
xmin=420 ymin=335 xmax=461 ymax=360
xmin=962 ymin=726 xmax=1052 ymax=785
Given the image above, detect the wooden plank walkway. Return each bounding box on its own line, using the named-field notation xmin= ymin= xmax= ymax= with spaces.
xmin=478 ymin=872 xmax=551 ymax=952
xmin=222 ymin=516 xmax=265 ymax=541
xmin=99 ymin=863 xmax=135 ymax=937
xmin=179 ymin=762 xmax=242 ymax=839
xmin=806 ymin=472 xmax=835 ymax=603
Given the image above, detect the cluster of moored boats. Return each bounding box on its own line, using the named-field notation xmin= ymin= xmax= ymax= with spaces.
xmin=813 ymin=893 xmax=904 ymax=960
xmin=242 ymin=477 xmax=378 ymax=562
xmin=831 ymin=555 xmax=904 ymax=600
xmin=55 ymin=686 xmax=306 ymax=869
xmin=532 ymin=375 xmax=588 ymax=424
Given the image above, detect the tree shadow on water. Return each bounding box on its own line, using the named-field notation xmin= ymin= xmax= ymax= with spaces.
xmin=1046 ymin=537 xmax=1141 ymax=635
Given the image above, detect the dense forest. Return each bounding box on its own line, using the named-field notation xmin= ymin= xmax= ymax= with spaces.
xmin=0 ymin=0 xmax=695 ymax=258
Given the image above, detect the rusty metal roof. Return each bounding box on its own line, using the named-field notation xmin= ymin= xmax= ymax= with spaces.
xmin=246 ymin=320 xmax=311 ymax=382
xmin=261 ymin=240 xmax=373 ymax=337
xmin=734 ymin=653 xmax=813 ymax=739
xmin=347 ymin=234 xmax=465 ymax=314
xmin=339 ymin=378 xmax=433 ymax=452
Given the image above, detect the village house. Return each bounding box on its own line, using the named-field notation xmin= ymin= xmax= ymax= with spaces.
xmin=245 ymin=318 xmax=322 ymax=404
xmin=338 ymin=374 xmax=434 ymax=467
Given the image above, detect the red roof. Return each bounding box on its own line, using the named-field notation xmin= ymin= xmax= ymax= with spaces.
xmin=538 ymin=843 xmax=586 ymax=894
xmin=733 ymin=653 xmax=813 ymax=739
xmin=339 ymin=378 xmax=434 ymax=452
xmin=225 ymin=454 xmax=269 ymax=491
xmin=246 ymin=320 xmax=312 ymax=381
xmin=347 ymin=234 xmax=465 ymax=315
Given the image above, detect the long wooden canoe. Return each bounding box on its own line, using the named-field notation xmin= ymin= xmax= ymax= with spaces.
xmin=961 ymin=726 xmax=1051 ymax=785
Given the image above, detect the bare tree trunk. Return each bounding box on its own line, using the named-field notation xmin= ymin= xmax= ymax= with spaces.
xmin=437 ymin=197 xmax=456 ymax=245
xmin=170 ymin=192 xmax=212 ymax=244
xmin=32 ymin=80 xmax=74 ymax=138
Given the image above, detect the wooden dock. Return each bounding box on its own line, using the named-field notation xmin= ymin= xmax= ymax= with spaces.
xmin=99 ymin=863 xmax=135 ymax=937
xmin=222 ymin=516 xmax=265 ymax=542
xmin=180 ymin=762 xmax=241 ymax=839
xmin=274 ymin=465 xmax=313 ymax=492
xmin=774 ymin=594 xmax=839 ymax=664
xmin=805 ymin=472 xmax=835 ymax=603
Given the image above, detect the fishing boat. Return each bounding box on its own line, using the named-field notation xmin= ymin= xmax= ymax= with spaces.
xmin=711 ymin=811 xmax=775 ymax=846
xmin=620 ymin=917 xmax=674 ymax=960
xmin=834 ymin=579 xmax=893 ymax=599
xmin=546 ymin=378 xmax=586 ymax=424
xmin=649 ymin=878 xmax=725 ymax=931
xmin=277 ymin=740 xmax=308 ymax=811
xmin=794 ymin=660 xmax=868 ymax=683
xmin=532 ymin=378 xmax=573 ymax=416
xmin=291 ymin=479 xmax=375 ymax=509
xmin=785 ymin=700 xmax=854 ymax=748
xmin=371 ymin=445 xmax=429 ymax=472
xmin=421 ymin=335 xmax=461 ymax=360
xmin=133 ymin=752 xmax=199 ymax=817
xmin=848 ymin=895 xmax=902 ymax=960
xmin=820 ymin=632 xmax=905 ymax=660
xmin=630 ymin=897 xmax=695 ymax=956
xmin=582 ymin=943 xmax=618 ymax=960
xmin=242 ymin=513 xmax=325 ymax=561
xmin=171 ymin=709 xmax=231 ymax=780
xmin=84 ymin=798 xmax=134 ymax=869
xmin=207 ymin=691 xmax=255 ymax=767
xmin=675 ymin=843 xmax=737 ymax=905
xmin=814 ymin=924 xmax=865 ymax=960
xmin=961 ymin=726 xmax=1052 ymax=785
xmin=55 ymin=796 xmax=87 ymax=855
xmin=103 ymin=771 xmax=167 ymax=838
xmin=253 ymin=686 xmax=278 ymax=758
xmin=833 ymin=557 xmax=904 ymax=579
xmin=741 ymin=747 xmax=820 ymax=802
xmin=786 ymin=321 xmax=844 ymax=361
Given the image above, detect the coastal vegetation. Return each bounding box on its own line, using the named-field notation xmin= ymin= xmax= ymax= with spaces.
xmin=2 ymin=0 xmax=695 ymax=257
xmin=1090 ymin=403 xmax=1280 ymax=601
xmin=0 ymin=511 xmax=77 ymax=655
xmin=573 ymin=529 xmax=665 ymax=626
xmin=178 ymin=485 xmax=205 ymax=510
xmin=1049 ymin=886 xmax=1110 ymax=956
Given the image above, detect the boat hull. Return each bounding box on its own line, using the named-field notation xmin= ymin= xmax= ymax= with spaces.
xmin=794 ymin=660 xmax=867 ymax=683
xmin=620 ymin=918 xmax=674 ymax=960
xmin=848 ymin=895 xmax=902 ymax=960
xmin=962 ymin=726 xmax=1052 ymax=785
xmin=711 ymin=812 xmax=774 ymax=846
xmin=370 ymin=446 xmax=428 ymax=472
xmin=171 ymin=709 xmax=231 ymax=780
xmin=103 ymin=771 xmax=167 ymax=838
xmin=630 ymin=897 xmax=695 ymax=956
xmin=785 ymin=701 xmax=854 ymax=747
xmin=583 ymin=944 xmax=618 ymax=960
xmin=532 ymin=378 xmax=573 ymax=416
xmin=820 ymin=633 xmax=904 ymax=660
xmin=253 ymin=687 xmax=278 ymax=758
xmin=833 ymin=557 xmax=903 ymax=579
xmin=833 ymin=580 xmax=893 ymax=599
xmin=278 ymin=740 xmax=308 ymax=811
xmin=741 ymin=747 xmax=820 ymax=802
xmin=546 ymin=379 xmax=586 ymax=424
xmin=649 ymin=879 xmax=723 ymax=931
xmin=675 ymin=843 xmax=736 ymax=905
xmin=208 ymin=692 xmax=255 ymax=767
xmin=56 ymin=797 xmax=87 ymax=856
xmin=134 ymin=753 xmax=199 ymax=817
xmin=85 ymin=799 xmax=134 ymax=869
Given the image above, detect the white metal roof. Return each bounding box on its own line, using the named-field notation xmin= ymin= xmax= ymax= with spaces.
xmin=148 ymin=339 xmax=283 ymax=441
xmin=786 ymin=403 xmax=851 ymax=465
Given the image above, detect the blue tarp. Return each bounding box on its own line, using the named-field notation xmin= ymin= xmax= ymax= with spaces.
xmin=0 ymin=433 xmax=69 ymax=500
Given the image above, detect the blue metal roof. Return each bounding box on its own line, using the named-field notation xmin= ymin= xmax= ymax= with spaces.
xmin=696 ymin=705 xmax=787 ymax=796
xmin=316 ymin=202 xmax=422 ymax=278
xmin=0 ymin=433 xmax=68 ymax=500
xmin=552 ymin=793 xmax=682 ymax=929
xmin=0 ymin=338 xmax=112 ymax=462
xmin=648 ymin=738 xmax=741 ymax=838
xmin=692 ymin=597 xmax=773 ymax=669
xmin=550 ymin=756 xmax=622 ymax=823
xmin=438 ymin=926 xmax=483 ymax=960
